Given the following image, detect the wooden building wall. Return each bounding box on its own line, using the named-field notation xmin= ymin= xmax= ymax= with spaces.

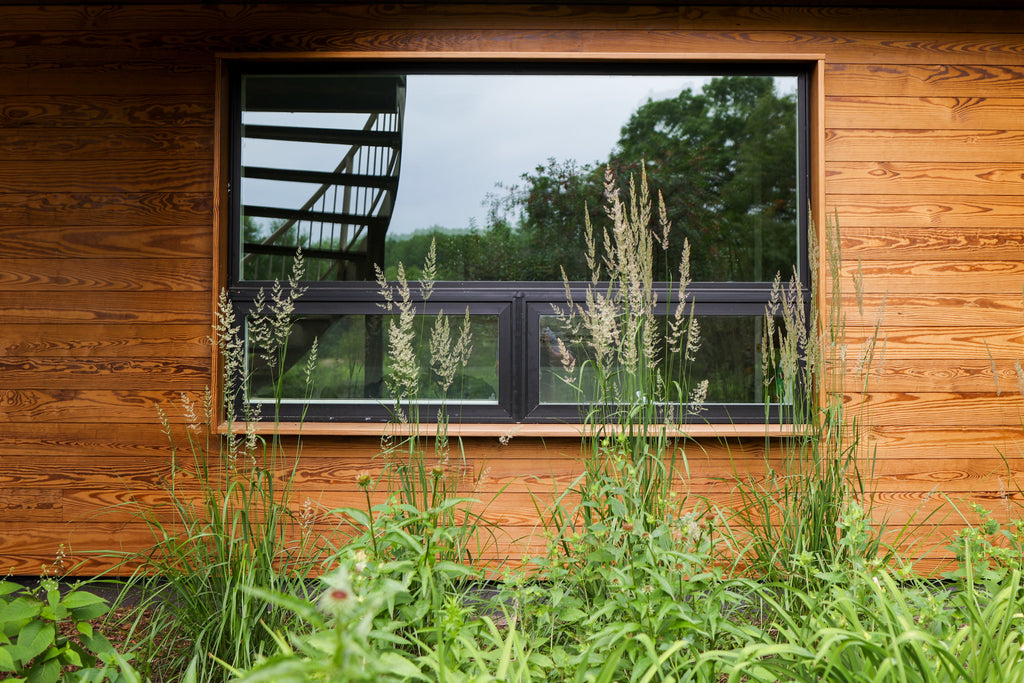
xmin=2 ymin=2 xmax=1024 ymax=575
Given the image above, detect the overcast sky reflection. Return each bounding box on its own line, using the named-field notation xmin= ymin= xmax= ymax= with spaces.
xmin=242 ymin=73 xmax=797 ymax=238
xmin=390 ymin=74 xmax=712 ymax=235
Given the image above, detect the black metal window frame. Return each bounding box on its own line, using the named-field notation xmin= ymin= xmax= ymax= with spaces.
xmin=226 ymin=59 xmax=812 ymax=425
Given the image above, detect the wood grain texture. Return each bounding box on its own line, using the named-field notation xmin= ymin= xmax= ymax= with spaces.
xmin=842 ymin=327 xmax=1024 ymax=360
xmin=0 ymin=324 xmax=211 ymax=357
xmin=1 ymin=489 xmax=62 ymax=523
xmin=840 ymin=294 xmax=1023 ymax=327
xmin=0 ymin=63 xmax=214 ymax=96
xmin=0 ymin=456 xmax=174 ymax=489
xmin=0 ymin=424 xmax=189 ymax=458
xmin=827 ymin=162 xmax=1024 ymax=195
xmin=0 ymin=294 xmax=210 ymax=324
xmin=865 ymin=425 xmax=1024 ymax=459
xmin=844 ymin=392 xmax=1024 ymax=427
xmin=829 ymin=195 xmax=1024 ymax=228
xmin=0 ymin=225 xmax=211 ymax=259
xmin=0 ymin=4 xmax=1019 ymax=34
xmin=846 ymin=360 xmax=1022 ymax=393
xmin=0 ymin=358 xmax=210 ymax=391
xmin=0 ymin=27 xmax=1021 ymax=66
xmin=826 ymin=63 xmax=1024 ymax=97
xmin=827 ymin=96 xmax=1024 ymax=129
xmin=0 ymin=160 xmax=211 ymax=194
xmin=839 ymin=260 xmax=1024 ymax=295
xmin=2 ymin=2 xmax=1024 ymax=574
xmin=0 ymin=96 xmax=212 ymax=128
xmin=840 ymin=227 xmax=1024 ymax=260
xmin=0 ymin=193 xmax=212 ymax=226
xmin=0 ymin=389 xmax=205 ymax=423
xmin=0 ymin=258 xmax=211 ymax=291
xmin=0 ymin=127 xmax=212 ymax=160
xmin=825 ymin=129 xmax=1024 ymax=163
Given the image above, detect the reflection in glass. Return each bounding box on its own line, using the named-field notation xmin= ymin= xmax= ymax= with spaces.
xmin=538 ymin=314 xmax=786 ymax=407
xmin=239 ymin=72 xmax=799 ymax=285
xmin=248 ymin=314 xmax=499 ymax=404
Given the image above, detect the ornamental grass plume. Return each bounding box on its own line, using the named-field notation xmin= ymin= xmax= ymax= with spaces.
xmin=372 ymin=237 xmax=486 ymax=566
xmin=549 ymin=165 xmax=703 ymax=528
xmin=556 ymin=164 xmax=701 ymax=424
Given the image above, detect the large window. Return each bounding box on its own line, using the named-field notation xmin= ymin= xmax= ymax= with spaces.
xmin=227 ymin=61 xmax=810 ymax=424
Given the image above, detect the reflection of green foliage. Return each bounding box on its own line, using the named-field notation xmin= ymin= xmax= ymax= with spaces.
xmin=614 ymin=75 xmax=797 ymax=282
xmin=242 ymin=215 xmax=299 ymax=281
xmin=259 ymin=314 xmax=499 ymax=402
xmin=385 ymin=75 xmax=797 ymax=285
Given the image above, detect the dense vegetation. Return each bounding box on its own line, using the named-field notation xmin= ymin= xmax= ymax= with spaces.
xmin=5 ymin=80 xmax=1023 ymax=683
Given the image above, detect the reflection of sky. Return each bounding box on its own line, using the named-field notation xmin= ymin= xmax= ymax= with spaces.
xmin=242 ymin=74 xmax=797 ymax=237
xmin=391 ymin=75 xmax=710 ymax=235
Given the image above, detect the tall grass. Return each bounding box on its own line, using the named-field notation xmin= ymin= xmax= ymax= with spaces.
xmin=95 ymin=170 xmax=1024 ymax=683
xmin=109 ymin=253 xmax=334 ymax=683
xmin=724 ymin=212 xmax=895 ymax=582
xmin=370 ymin=237 xmax=490 ymax=567
xmin=550 ymin=166 xmax=702 ymax=531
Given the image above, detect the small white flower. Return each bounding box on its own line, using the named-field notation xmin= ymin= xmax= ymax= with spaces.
xmin=318 ymin=568 xmax=356 ymax=615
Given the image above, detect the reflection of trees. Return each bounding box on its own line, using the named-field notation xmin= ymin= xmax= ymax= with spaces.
xmin=384 ymin=75 xmax=798 ymax=284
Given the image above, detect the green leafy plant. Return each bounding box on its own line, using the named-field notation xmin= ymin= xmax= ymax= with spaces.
xmin=548 ymin=166 xmax=703 ymax=534
xmin=204 ymin=172 xmax=1024 ymax=683
xmin=722 ymin=213 xmax=897 ymax=584
xmin=0 ymin=579 xmax=137 ymax=683
xmin=371 ymin=239 xmax=499 ymax=569
xmin=108 ymin=253 xmax=334 ymax=683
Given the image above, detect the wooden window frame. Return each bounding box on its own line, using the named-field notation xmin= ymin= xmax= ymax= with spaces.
xmin=212 ymin=52 xmax=826 ymax=436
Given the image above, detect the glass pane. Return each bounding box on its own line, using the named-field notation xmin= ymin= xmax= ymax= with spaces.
xmin=538 ymin=314 xmax=786 ymax=407
xmin=247 ymin=313 xmax=499 ymax=403
xmin=240 ymin=72 xmax=799 ymax=284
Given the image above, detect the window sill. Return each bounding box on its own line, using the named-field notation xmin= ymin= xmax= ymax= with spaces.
xmin=219 ymin=421 xmax=799 ymax=439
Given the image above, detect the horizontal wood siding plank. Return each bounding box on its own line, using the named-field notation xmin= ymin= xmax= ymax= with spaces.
xmin=826 ymin=63 xmax=1024 ymax=97
xmin=842 ymin=327 xmax=1024 ymax=359
xmin=0 ymin=358 xmax=210 ymax=391
xmin=0 ymin=128 xmax=212 ymax=161
xmin=0 ymin=258 xmax=210 ymax=291
xmin=841 ymin=227 xmax=1024 ymax=260
xmin=0 ymin=63 xmax=214 ymax=96
xmin=0 ymin=294 xmax=210 ymax=324
xmin=0 ymin=193 xmax=211 ymax=226
xmin=0 ymin=423 xmax=186 ymax=458
xmin=0 ymin=389 xmax=205 ymax=423
xmin=21 ymin=459 xmax=1022 ymax=526
xmin=829 ymin=195 xmax=1024 ymax=228
xmin=1 ymin=324 xmax=211 ymax=357
xmin=839 ymin=260 xmax=1024 ymax=294
xmin=827 ymin=96 xmax=1024 ymax=129
xmin=0 ymin=159 xmax=210 ymax=193
xmin=0 ymin=95 xmax=212 ymax=128
xmin=2 ymin=29 xmax=1023 ymax=66
xmin=825 ymin=129 xmax=1024 ymax=163
xmin=1 ymin=489 xmax=62 ymax=523
xmin=866 ymin=426 xmax=1024 ymax=459
xmin=0 ymin=5 xmax=1019 ymax=34
xmin=845 ymin=392 xmax=1024 ymax=426
xmin=0 ymin=6 xmax=685 ymax=33
xmin=827 ymin=162 xmax=1024 ymax=195
xmin=13 ymin=451 xmax=1021 ymax=500
xmin=0 ymin=225 xmax=210 ymax=259
xmin=0 ymin=523 xmax=152 ymax=576
xmin=841 ymin=294 xmax=1023 ymax=327
xmin=846 ymin=360 xmax=1022 ymax=392
xmin=0 ymin=456 xmax=174 ymax=489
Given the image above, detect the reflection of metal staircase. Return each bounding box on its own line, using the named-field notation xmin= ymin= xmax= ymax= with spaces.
xmin=241 ymin=75 xmax=405 ymax=282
